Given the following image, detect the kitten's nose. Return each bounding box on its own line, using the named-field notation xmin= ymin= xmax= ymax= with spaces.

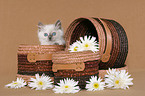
xmin=48 ymin=35 xmax=52 ymax=40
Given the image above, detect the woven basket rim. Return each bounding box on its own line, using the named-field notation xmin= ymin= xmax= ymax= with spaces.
xmin=52 ymin=50 xmax=100 ymax=64
xmin=18 ymin=44 xmax=65 ymax=47
xmin=64 ymin=17 xmax=104 ymax=61
xmin=18 ymin=44 xmax=65 ymax=54
xmin=53 ymin=50 xmax=99 ymax=54
xmin=52 ymin=51 xmax=100 ymax=57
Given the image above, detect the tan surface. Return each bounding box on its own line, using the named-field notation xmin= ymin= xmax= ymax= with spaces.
xmin=0 ymin=0 xmax=145 ymax=96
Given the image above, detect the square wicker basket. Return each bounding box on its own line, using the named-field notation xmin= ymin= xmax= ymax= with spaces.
xmin=52 ymin=51 xmax=100 ymax=89
xmin=17 ymin=44 xmax=65 ymax=81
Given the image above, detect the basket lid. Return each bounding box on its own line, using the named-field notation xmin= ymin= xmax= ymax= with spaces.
xmin=18 ymin=44 xmax=65 ymax=54
xmin=52 ymin=51 xmax=100 ymax=64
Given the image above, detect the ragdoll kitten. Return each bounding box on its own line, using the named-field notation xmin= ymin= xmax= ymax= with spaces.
xmin=38 ymin=20 xmax=65 ymax=45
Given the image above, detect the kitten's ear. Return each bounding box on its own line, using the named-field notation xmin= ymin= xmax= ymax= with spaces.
xmin=38 ymin=22 xmax=44 ymax=30
xmin=55 ymin=20 xmax=61 ymax=29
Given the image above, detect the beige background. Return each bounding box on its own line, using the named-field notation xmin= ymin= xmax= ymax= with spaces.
xmin=0 ymin=0 xmax=145 ymax=96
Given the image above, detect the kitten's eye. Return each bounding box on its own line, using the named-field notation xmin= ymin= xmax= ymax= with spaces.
xmin=44 ymin=33 xmax=48 ymax=37
xmin=52 ymin=32 xmax=56 ymax=36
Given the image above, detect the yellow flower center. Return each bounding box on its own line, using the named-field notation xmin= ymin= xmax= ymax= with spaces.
xmin=64 ymin=85 xmax=70 ymax=91
xmin=74 ymin=46 xmax=78 ymax=51
xmin=64 ymin=85 xmax=69 ymax=88
xmin=115 ymin=80 xmax=120 ymax=84
xmin=38 ymin=81 xmax=43 ymax=85
xmin=85 ymin=44 xmax=89 ymax=47
xmin=93 ymin=83 xmax=99 ymax=88
xmin=13 ymin=82 xmax=18 ymax=85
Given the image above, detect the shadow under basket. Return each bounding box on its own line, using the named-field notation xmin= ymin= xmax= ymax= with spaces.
xmin=52 ymin=51 xmax=100 ymax=89
xmin=17 ymin=44 xmax=65 ymax=82
xmin=65 ymin=17 xmax=128 ymax=70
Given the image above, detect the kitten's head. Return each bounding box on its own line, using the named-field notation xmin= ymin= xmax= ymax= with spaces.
xmin=38 ymin=20 xmax=64 ymax=44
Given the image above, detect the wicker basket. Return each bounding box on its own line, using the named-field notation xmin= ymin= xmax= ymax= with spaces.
xmin=52 ymin=51 xmax=100 ymax=89
xmin=17 ymin=44 xmax=65 ymax=81
xmin=65 ymin=17 xmax=128 ymax=70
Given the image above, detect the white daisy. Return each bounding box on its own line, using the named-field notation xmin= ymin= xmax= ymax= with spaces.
xmin=105 ymin=68 xmax=120 ymax=79
xmin=53 ymin=78 xmax=80 ymax=93
xmin=68 ymin=41 xmax=82 ymax=52
xmin=79 ymin=36 xmax=99 ymax=52
xmin=5 ymin=78 xmax=26 ymax=89
xmin=105 ymin=69 xmax=133 ymax=89
xmin=28 ymin=74 xmax=53 ymax=90
xmin=86 ymin=76 xmax=105 ymax=91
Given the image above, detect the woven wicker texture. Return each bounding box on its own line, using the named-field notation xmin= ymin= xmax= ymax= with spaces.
xmin=52 ymin=51 xmax=100 ymax=64
xmin=54 ymin=60 xmax=99 ymax=77
xmin=17 ymin=44 xmax=65 ymax=77
xmin=18 ymin=44 xmax=65 ymax=54
xmin=52 ymin=51 xmax=100 ymax=89
xmin=65 ymin=18 xmax=106 ymax=56
xmin=106 ymin=19 xmax=128 ymax=68
xmin=54 ymin=74 xmax=98 ymax=89
xmin=65 ymin=17 xmax=128 ymax=69
xmin=96 ymin=18 xmax=128 ymax=69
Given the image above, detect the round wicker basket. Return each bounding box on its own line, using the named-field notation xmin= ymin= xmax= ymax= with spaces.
xmin=65 ymin=17 xmax=128 ymax=70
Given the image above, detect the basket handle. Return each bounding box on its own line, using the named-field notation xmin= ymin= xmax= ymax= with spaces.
xmin=99 ymin=19 xmax=112 ymax=62
xmin=27 ymin=53 xmax=52 ymax=62
xmin=52 ymin=62 xmax=85 ymax=72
